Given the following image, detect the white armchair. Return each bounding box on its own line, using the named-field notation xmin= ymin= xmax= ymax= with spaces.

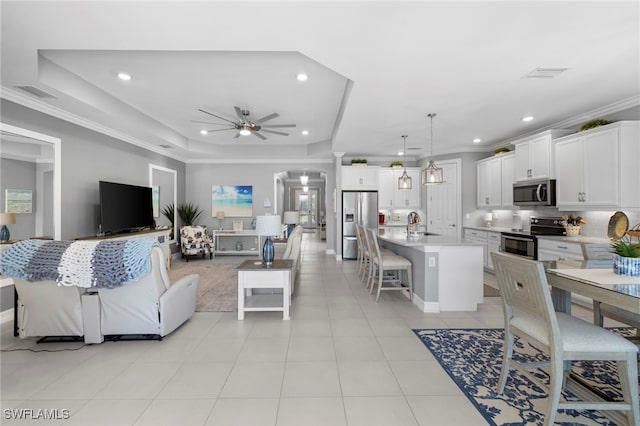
xmin=97 ymin=246 xmax=199 ymax=338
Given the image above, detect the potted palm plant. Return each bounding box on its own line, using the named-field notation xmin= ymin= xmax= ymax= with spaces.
xmin=611 ymin=239 xmax=640 ymax=277
xmin=161 ymin=203 xmax=175 ymax=239
xmin=177 ymin=203 xmax=203 ymax=226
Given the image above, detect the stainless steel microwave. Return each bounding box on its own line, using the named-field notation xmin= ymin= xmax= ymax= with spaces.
xmin=513 ymin=179 xmax=556 ymax=206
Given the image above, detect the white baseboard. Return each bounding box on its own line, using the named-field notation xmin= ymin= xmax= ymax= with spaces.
xmin=412 ymin=293 xmax=440 ymax=313
xmin=0 ymin=308 xmax=14 ymax=325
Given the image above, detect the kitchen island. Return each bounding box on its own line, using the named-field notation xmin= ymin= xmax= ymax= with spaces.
xmin=378 ymin=229 xmax=484 ymax=312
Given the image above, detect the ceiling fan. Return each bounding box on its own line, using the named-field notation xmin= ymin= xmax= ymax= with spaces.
xmin=193 ymin=106 xmax=296 ymax=140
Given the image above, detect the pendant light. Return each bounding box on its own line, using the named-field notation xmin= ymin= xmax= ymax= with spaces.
xmin=300 ymin=170 xmax=309 ymax=185
xmin=422 ymin=113 xmax=444 ymax=185
xmin=398 ymin=135 xmax=412 ymax=190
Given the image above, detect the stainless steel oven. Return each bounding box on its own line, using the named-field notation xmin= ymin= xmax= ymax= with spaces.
xmin=500 ymin=232 xmax=536 ymax=259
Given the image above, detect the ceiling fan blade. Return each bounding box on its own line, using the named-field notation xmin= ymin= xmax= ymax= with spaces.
xmin=205 ymin=128 xmax=235 ymax=132
xmin=234 ymin=106 xmax=245 ymax=121
xmin=234 ymin=133 xmax=241 ymax=139
xmin=253 ymin=131 xmax=267 ymax=140
xmin=254 ymin=112 xmax=279 ymax=123
xmin=191 ymin=120 xmax=230 ymax=126
xmin=261 ymin=129 xmax=290 ymax=136
xmin=198 ymin=109 xmax=236 ymax=124
xmin=261 ymin=124 xmax=297 ymax=128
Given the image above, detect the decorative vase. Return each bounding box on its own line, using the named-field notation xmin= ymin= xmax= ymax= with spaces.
xmin=613 ymin=254 xmax=640 ymax=277
xmin=235 ymin=241 xmax=243 ymax=251
xmin=565 ymin=225 xmax=581 ymax=237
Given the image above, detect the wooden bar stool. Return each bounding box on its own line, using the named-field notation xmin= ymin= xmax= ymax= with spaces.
xmin=367 ymin=228 xmax=412 ymax=302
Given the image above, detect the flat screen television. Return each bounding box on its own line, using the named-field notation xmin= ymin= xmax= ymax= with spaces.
xmin=99 ymin=181 xmax=155 ymax=235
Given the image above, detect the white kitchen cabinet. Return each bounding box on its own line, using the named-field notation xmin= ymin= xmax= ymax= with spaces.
xmin=512 ymin=130 xmax=572 ymax=181
xmin=501 ymin=154 xmax=515 ymax=207
xmin=537 ymin=238 xmax=584 ymax=261
xmin=476 ymin=157 xmax=502 ymax=207
xmin=486 ymin=231 xmax=501 ymax=270
xmin=378 ymin=167 xmax=421 ymax=208
xmin=342 ymin=165 xmax=379 ymax=190
xmin=464 ymin=228 xmax=488 ymax=268
xmin=554 ymin=121 xmax=640 ymax=210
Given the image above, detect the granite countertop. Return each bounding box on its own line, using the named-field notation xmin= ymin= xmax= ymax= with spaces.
xmin=378 ymin=230 xmax=482 ymax=247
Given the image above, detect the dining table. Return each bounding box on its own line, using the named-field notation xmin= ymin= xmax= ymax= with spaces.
xmin=544 ymin=259 xmax=640 ymax=318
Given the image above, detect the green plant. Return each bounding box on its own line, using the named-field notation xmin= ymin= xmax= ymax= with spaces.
xmin=351 ymin=158 xmax=367 ymax=164
xmin=177 ymin=202 xmax=203 ymax=226
xmin=579 ymin=119 xmax=612 ymax=132
xmin=611 ymin=240 xmax=640 ymax=258
xmin=493 ymin=147 xmax=510 ymax=155
xmin=389 ymin=161 xmax=404 ymax=167
xmin=161 ymin=203 xmax=175 ymax=226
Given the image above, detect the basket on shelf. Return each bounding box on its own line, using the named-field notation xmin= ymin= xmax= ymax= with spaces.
xmin=565 ymin=225 xmax=581 ymax=237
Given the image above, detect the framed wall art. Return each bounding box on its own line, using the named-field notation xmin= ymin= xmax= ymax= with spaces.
xmin=5 ymin=189 xmax=33 ymax=214
xmin=212 ymin=185 xmax=253 ymax=217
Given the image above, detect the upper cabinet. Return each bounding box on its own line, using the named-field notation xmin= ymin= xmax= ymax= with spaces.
xmin=554 ymin=121 xmax=640 ymax=210
xmin=342 ymin=165 xmax=380 ymax=190
xmin=476 ymin=153 xmax=514 ymax=208
xmin=512 ymin=129 xmax=572 ymax=181
xmin=378 ymin=168 xmax=421 ymax=208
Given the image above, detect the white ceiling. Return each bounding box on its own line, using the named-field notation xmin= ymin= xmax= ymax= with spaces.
xmin=1 ymin=1 xmax=639 ymax=164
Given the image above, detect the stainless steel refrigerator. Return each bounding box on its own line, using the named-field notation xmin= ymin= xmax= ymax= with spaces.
xmin=342 ymin=191 xmax=378 ymax=260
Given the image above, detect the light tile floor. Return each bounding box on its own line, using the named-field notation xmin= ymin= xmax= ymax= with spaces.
xmin=0 ymin=233 xmax=624 ymax=425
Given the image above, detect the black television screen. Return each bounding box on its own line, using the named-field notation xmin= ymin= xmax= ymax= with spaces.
xmin=99 ymin=181 xmax=155 ymax=235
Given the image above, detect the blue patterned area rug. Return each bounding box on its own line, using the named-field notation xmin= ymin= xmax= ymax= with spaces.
xmin=413 ymin=328 xmax=638 ymax=426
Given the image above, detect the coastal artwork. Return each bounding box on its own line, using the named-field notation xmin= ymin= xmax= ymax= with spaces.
xmin=5 ymin=189 xmax=33 ymax=214
xmin=212 ymin=185 xmax=253 ymax=217
xmin=152 ymin=186 xmax=160 ymax=218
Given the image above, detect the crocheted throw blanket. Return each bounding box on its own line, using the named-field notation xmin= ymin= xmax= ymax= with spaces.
xmin=0 ymin=238 xmax=160 ymax=288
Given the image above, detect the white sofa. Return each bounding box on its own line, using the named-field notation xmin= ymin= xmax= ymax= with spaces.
xmin=12 ymin=246 xmax=199 ymax=343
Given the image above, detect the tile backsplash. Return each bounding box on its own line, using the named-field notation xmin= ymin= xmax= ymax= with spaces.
xmin=465 ymin=208 xmax=640 ymax=239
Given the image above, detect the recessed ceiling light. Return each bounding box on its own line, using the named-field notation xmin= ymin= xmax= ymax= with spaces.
xmin=301 ymin=130 xmax=309 ymax=135
xmin=296 ymin=73 xmax=308 ymax=81
xmin=473 ymin=138 xmax=482 ymax=143
xmin=200 ymin=130 xmax=208 ymax=135
xmin=117 ymin=72 xmax=132 ymax=81
xmin=397 ymin=151 xmax=404 ymax=156
xmin=522 ymin=116 xmax=534 ymax=122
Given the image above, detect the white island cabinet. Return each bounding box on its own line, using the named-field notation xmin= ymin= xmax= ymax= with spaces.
xmin=378 ymin=230 xmax=484 ymax=312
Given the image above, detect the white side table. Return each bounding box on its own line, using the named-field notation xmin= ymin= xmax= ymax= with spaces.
xmin=237 ymin=259 xmax=293 ymax=320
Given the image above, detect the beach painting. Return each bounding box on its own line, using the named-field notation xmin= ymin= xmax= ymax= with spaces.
xmin=212 ymin=185 xmax=253 ymax=217
xmin=5 ymin=189 xmax=33 ymax=214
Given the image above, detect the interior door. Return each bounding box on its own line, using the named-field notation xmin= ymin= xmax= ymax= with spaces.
xmin=294 ymin=189 xmax=318 ymax=228
xmin=426 ymin=160 xmax=459 ymax=238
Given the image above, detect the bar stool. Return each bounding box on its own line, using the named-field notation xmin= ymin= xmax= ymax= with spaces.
xmin=367 ymin=228 xmax=412 ymax=302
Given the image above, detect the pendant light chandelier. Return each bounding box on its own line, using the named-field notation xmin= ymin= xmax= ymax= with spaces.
xmin=398 ymin=135 xmax=412 ymax=190
xmin=422 ymin=113 xmax=444 ymax=185
xmin=300 ymin=170 xmax=309 ymax=185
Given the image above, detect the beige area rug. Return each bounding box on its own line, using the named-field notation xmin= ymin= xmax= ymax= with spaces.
xmin=167 ymin=260 xmax=239 ymax=312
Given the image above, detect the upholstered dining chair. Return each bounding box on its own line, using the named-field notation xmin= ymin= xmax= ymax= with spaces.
xmin=491 ymin=252 xmax=639 ymax=426
xmin=367 ymin=228 xmax=413 ymax=302
xmin=355 ymin=224 xmax=368 ymax=283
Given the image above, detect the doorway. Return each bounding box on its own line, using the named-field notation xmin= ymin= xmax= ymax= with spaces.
xmin=425 ymin=159 xmax=461 ymax=238
xmin=294 ymin=188 xmax=319 ymax=229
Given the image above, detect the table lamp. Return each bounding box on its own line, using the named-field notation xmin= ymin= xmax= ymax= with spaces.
xmin=0 ymin=212 xmax=16 ymax=242
xmin=256 ymin=214 xmax=282 ymax=266
xmin=283 ymin=211 xmax=300 ymax=237
xmin=216 ymin=211 xmax=225 ymax=230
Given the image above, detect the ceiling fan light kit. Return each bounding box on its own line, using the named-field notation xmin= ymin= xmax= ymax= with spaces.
xmin=422 ymin=113 xmax=444 ymax=185
xmin=196 ymin=106 xmax=296 ymax=140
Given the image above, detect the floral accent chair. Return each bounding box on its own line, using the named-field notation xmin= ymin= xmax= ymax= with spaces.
xmin=180 ymin=226 xmax=214 ymax=262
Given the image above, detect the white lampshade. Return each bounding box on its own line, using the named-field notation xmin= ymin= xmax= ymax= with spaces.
xmin=283 ymin=211 xmax=299 ymax=225
xmin=216 ymin=211 xmax=225 ymax=220
xmin=255 ymin=215 xmax=282 ymax=237
xmin=0 ymin=213 xmax=16 ymax=225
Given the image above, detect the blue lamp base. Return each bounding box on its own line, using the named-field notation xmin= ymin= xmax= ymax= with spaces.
xmin=262 ymin=236 xmax=275 ymax=266
xmin=287 ymin=224 xmax=295 ymax=237
xmin=0 ymin=225 xmax=9 ymax=242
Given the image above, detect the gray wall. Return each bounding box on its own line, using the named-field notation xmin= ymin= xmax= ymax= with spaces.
xmin=0 ymin=158 xmax=37 ymax=240
xmin=1 ymin=100 xmax=186 ymax=240
xmin=186 ymin=162 xmax=336 ymax=253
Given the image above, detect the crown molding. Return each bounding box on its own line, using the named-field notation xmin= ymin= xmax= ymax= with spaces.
xmin=185 ymin=157 xmax=334 ymax=165
xmin=1 ymin=86 xmax=188 ymax=163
